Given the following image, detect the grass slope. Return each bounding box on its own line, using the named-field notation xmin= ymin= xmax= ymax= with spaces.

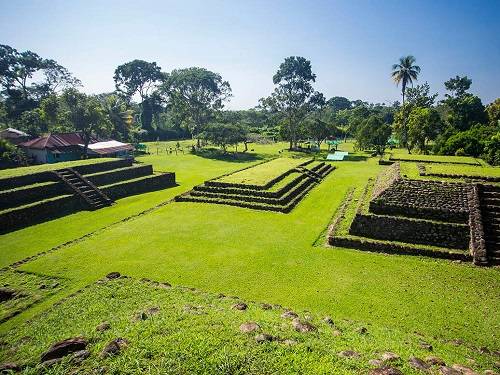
xmin=388 ymin=149 xmax=482 ymax=165
xmin=2 ymin=277 xmax=498 ymax=374
xmin=0 ymin=158 xmax=116 ymax=179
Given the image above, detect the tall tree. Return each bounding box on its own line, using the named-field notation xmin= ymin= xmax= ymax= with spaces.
xmin=405 ymin=82 xmax=438 ymax=108
xmin=407 ymin=107 xmax=443 ymax=153
xmin=0 ymin=44 xmax=79 ymax=120
xmin=113 ymin=60 xmax=163 ymax=132
xmin=444 ymin=75 xmax=472 ymax=99
xmin=161 ymin=67 xmax=232 ymax=146
xmin=486 ymin=98 xmax=500 ymax=127
xmin=442 ymin=76 xmax=487 ymax=131
xmin=326 ymin=96 xmax=351 ymax=112
xmin=391 ymin=55 xmax=421 ymax=151
xmin=355 ymin=116 xmax=391 ymax=155
xmin=61 ymin=89 xmax=111 ymax=157
xmin=260 ymin=56 xmax=324 ymax=150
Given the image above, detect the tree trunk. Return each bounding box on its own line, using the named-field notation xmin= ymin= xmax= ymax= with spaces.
xmin=83 ymin=133 xmax=90 ymax=159
xmin=244 ymin=142 xmax=248 ymax=152
xmin=402 ymin=89 xmax=412 ymax=154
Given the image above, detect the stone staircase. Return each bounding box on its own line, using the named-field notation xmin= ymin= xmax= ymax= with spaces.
xmin=296 ymin=166 xmax=322 ymax=182
xmin=480 ymin=184 xmax=500 ymax=265
xmin=54 ymin=168 xmax=113 ymax=210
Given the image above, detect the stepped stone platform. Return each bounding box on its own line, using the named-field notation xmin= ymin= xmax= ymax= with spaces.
xmin=328 ymin=163 xmax=499 ymax=266
xmin=176 ymin=159 xmax=335 ymax=213
xmin=471 ymin=184 xmax=500 ymax=265
xmin=0 ymin=159 xmax=176 ymax=234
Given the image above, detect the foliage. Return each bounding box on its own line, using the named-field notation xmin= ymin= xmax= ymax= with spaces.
xmin=113 ymin=60 xmax=163 ymax=101
xmin=0 ymin=138 xmax=28 ymax=167
xmin=60 ymin=89 xmax=112 ymax=155
xmin=483 ymin=132 xmax=500 ymax=165
xmin=303 ymin=110 xmax=337 ymax=147
xmin=406 ymin=107 xmax=443 ymax=153
xmin=391 ymin=56 xmax=421 ymax=104
xmin=162 ymin=67 xmax=232 ymax=145
xmin=326 ymin=96 xmax=351 ymax=112
xmin=355 ymin=116 xmax=391 ymax=155
xmin=405 ymin=82 xmax=438 ymax=108
xmin=0 ymin=44 xmax=80 ymax=123
xmin=444 ymin=75 xmax=472 ymax=99
xmin=202 ymin=122 xmax=247 ymax=152
xmin=113 ymin=60 xmax=164 ymax=132
xmin=444 ymin=94 xmax=487 ymax=131
xmin=441 ymin=76 xmax=487 ymax=131
xmin=485 ymin=98 xmax=500 ymax=127
xmin=260 ymin=56 xmax=324 ymax=149
xmin=439 ymin=125 xmax=496 ymax=157
xmin=391 ymin=55 xmax=421 ymax=150
xmin=98 ymin=93 xmax=136 ymax=141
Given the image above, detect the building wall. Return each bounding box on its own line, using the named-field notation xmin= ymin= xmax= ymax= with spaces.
xmin=24 ymin=148 xmax=48 ymax=164
xmin=46 ymin=151 xmax=81 ymax=164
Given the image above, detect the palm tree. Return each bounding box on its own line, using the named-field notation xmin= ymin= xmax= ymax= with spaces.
xmin=391 ymin=56 xmax=421 ymax=151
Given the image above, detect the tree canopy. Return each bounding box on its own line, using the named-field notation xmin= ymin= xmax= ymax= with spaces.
xmin=161 ymin=67 xmax=232 ymax=145
xmin=260 ymin=56 xmax=324 ymax=150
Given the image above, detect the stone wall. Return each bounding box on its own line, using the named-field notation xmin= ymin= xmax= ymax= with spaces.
xmin=468 ymin=184 xmax=488 ymax=265
xmin=372 ymin=162 xmax=401 ymax=199
xmin=0 ymin=195 xmax=84 ymax=234
xmin=349 ymin=213 xmax=469 ymax=249
xmin=371 ymin=179 xmax=470 ymax=222
xmin=72 ymin=159 xmax=132 ymax=175
xmin=0 ymin=169 xmax=175 ymax=234
xmin=329 ymin=236 xmax=471 ymax=261
xmin=0 ymin=159 xmax=133 ymax=191
xmin=0 ymin=182 xmax=67 ymax=210
xmin=103 ymin=173 xmax=176 ymax=200
xmin=0 ymin=171 xmax=57 ymax=191
xmin=87 ymin=164 xmax=153 ymax=186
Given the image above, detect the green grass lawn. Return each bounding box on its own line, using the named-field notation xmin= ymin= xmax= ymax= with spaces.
xmin=0 ymin=157 xmax=116 ymax=179
xmin=0 ymin=141 xmax=499 ymax=373
xmin=388 ymin=148 xmax=483 ymax=165
xmin=425 ymin=163 xmax=500 ymax=177
xmin=217 ymin=157 xmax=305 ymax=185
xmin=2 ymin=276 xmax=498 ymax=374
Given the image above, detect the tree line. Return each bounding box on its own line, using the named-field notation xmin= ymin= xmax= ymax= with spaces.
xmin=0 ymin=44 xmax=499 ymax=165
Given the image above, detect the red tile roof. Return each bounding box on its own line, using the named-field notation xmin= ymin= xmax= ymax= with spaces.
xmin=19 ymin=133 xmax=97 ymax=150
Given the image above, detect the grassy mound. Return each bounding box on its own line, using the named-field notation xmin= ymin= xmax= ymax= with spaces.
xmin=1 ymin=276 xmax=497 ymax=374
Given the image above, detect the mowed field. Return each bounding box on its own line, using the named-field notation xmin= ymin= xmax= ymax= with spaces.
xmin=1 ymin=141 xmax=499 ymax=373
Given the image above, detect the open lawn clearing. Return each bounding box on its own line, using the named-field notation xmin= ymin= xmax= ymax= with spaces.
xmin=400 ymin=162 xmax=500 ymax=185
xmin=425 ymin=163 xmax=500 ymax=177
xmin=2 ymin=276 xmax=497 ymax=374
xmin=216 ymin=157 xmax=306 ymax=186
xmin=4 ymin=155 xmax=498 ymax=354
xmin=388 ymin=148 xmax=483 ymax=165
xmin=0 ymin=158 xmax=116 ymax=179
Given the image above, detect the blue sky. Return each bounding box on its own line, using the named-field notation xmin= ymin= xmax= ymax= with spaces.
xmin=1 ymin=0 xmax=499 ymax=109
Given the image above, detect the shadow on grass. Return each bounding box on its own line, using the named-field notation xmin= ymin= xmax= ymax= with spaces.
xmin=192 ymin=148 xmax=264 ymax=163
